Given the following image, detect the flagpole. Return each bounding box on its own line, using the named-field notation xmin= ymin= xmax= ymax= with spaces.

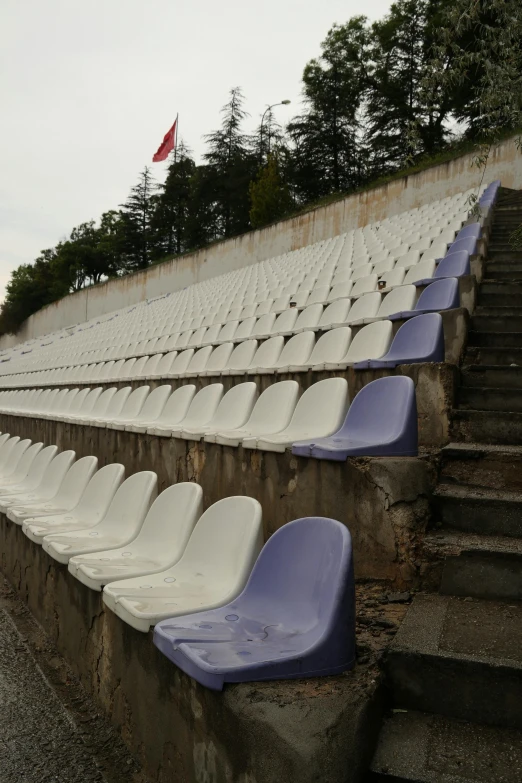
xmin=174 ymin=113 xmax=179 ymax=165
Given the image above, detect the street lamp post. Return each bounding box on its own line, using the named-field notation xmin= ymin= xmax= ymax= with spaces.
xmin=259 ymin=100 xmax=291 ymax=164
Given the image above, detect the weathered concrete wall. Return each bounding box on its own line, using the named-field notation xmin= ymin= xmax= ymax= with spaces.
xmin=0 ymin=515 xmax=385 ymax=783
xmin=3 ymin=135 xmax=519 ymax=349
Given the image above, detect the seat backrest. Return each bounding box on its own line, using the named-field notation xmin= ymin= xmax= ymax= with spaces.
xmin=89 ymin=387 xmax=117 ymax=417
xmin=74 ymin=462 xmax=126 ymax=520
xmin=208 ymin=383 xmax=258 ymax=429
xmin=403 ymin=259 xmax=436 ymax=284
xmin=67 ymin=387 xmax=93 ymax=415
xmin=139 ymin=354 xmax=162 ymax=376
xmin=133 ymin=482 xmax=204 ymax=559
xmin=170 ymin=349 xmax=195 ymax=375
xmin=327 ymin=282 xmax=353 ymax=302
xmin=378 ymin=285 xmax=417 ymax=317
xmin=275 ymin=331 xmax=315 ymax=367
xmin=179 ymin=496 xmax=263 ymax=585
xmin=205 ymin=343 xmax=234 ymax=372
xmin=285 ymin=378 xmax=349 ymax=435
xmin=216 ymin=321 xmax=238 ymax=343
xmin=294 ymin=304 xmax=323 ymax=331
xmin=234 ymin=317 xmax=257 ymax=341
xmin=252 ymin=313 xmax=276 ymax=336
xmin=154 ymin=351 xmax=178 ymax=376
xmin=351 ymin=274 xmax=378 ymax=297
xmin=271 ymin=308 xmax=299 ymax=334
xmin=115 ymin=386 xmax=150 ymax=421
xmin=155 ymin=385 xmax=196 ymax=425
xmin=0 ymin=436 xmax=21 ymax=470
xmin=308 ymin=327 xmax=352 ymax=365
xmin=381 ymin=267 xmax=405 ymax=289
xmin=135 ymin=385 xmax=172 ymax=423
xmin=386 ymin=312 xmax=444 ymax=362
xmin=236 ymin=516 xmax=353 ymax=636
xmin=35 ymin=450 xmax=76 ymax=499
xmin=343 ymin=376 xmax=417 ymax=448
xmin=447 ymin=236 xmax=476 ymax=256
xmin=249 ymin=336 xmax=284 ymax=368
xmin=434 ymin=250 xmax=470 ymax=278
xmin=23 ymin=445 xmax=59 ymax=489
xmin=345 ymin=320 xmax=393 ymax=362
xmin=415 ymin=277 xmax=459 ymax=311
xmin=103 ymin=387 xmax=132 ymax=418
xmin=245 ymin=381 xmax=300 ymax=433
xmin=1 ymin=439 xmax=31 ymax=476
xmin=182 ymin=384 xmax=224 ymax=427
xmin=185 ymin=346 xmax=212 ymax=375
xmin=100 ymin=471 xmax=158 ymax=535
xmin=319 ymin=298 xmax=351 ymax=327
xmin=54 ymin=455 xmax=99 ymax=507
xmin=9 ymin=442 xmax=44 ymax=482
xmin=226 ymin=340 xmax=258 ymax=371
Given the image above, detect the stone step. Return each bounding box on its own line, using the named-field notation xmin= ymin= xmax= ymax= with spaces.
xmin=458 ymin=386 xmax=522 ymax=412
xmin=452 ymin=409 xmax=522 ymax=445
xmin=460 ymin=365 xmax=522 ymax=388
xmin=423 ymin=529 xmax=522 ymax=601
xmin=471 ymin=315 xmax=522 ymax=333
xmin=467 ymin=331 xmax=522 ymax=348
xmin=480 ymin=279 xmax=522 ymax=294
xmin=386 ymin=594 xmax=522 ymax=728
xmin=474 ymin=306 xmax=522 ymax=317
xmin=434 ymin=483 xmax=522 ymax=538
xmin=464 ymin=346 xmax=522 ymax=366
xmin=488 ymin=251 xmax=522 ymax=262
xmin=369 ymin=710 xmax=522 ymax=783
xmin=439 ymin=442 xmax=522 ymax=493
xmin=483 ymin=268 xmax=522 ymax=281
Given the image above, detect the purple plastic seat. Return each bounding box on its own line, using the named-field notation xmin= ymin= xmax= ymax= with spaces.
xmin=433 ymin=250 xmax=470 ymax=279
xmin=447 ymin=236 xmax=477 ymax=257
xmin=153 ymin=516 xmax=355 ymax=690
xmin=353 ymin=313 xmax=444 ymax=369
xmin=387 ymin=278 xmax=459 ymax=321
xmin=291 ymin=376 xmax=418 ymax=460
xmin=454 ymin=222 xmax=481 ymax=242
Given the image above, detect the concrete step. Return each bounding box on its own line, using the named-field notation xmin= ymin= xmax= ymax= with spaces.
xmin=386 ymin=594 xmax=522 ymax=728
xmin=451 ymin=409 xmax=522 ymax=445
xmin=488 ymin=251 xmax=522 ymax=262
xmin=478 ymin=292 xmax=522 ymax=307
xmin=460 ymin=365 xmax=522 ymax=388
xmin=467 ymin=331 xmax=522 ymax=348
xmin=369 ymin=710 xmax=522 ymax=783
xmin=473 ymin=306 xmax=522 ymax=318
xmin=423 ymin=529 xmax=522 ymax=601
xmin=471 ymin=315 xmax=522 ymax=333
xmin=458 ymin=386 xmax=522 ymax=412
xmin=434 ymin=483 xmax=522 ymax=538
xmin=482 ymin=268 xmax=522 ymax=281
xmin=464 ymin=346 xmax=522 ymax=366
xmin=440 ymin=442 xmax=522 ymax=493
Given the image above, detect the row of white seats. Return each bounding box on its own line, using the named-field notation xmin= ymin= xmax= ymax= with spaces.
xmin=0 ymin=378 xmax=350 ymax=452
xmin=0 ymin=317 xmax=397 ymax=387
xmin=0 ymin=434 xmax=263 ymax=632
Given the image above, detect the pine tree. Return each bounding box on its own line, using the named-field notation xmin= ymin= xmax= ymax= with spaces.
xmin=150 ymin=142 xmax=196 ymax=259
xmin=119 ymin=166 xmax=156 ymax=270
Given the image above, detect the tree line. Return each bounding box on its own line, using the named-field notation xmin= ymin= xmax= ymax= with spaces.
xmin=2 ymin=0 xmax=521 ymax=335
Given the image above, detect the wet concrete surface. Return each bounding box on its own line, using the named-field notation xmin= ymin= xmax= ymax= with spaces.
xmin=0 ymin=578 xmax=149 ymax=783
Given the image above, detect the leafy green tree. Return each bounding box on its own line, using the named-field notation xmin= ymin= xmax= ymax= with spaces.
xmin=288 ymin=18 xmax=370 ymax=202
xmin=249 ymin=154 xmax=294 ymax=229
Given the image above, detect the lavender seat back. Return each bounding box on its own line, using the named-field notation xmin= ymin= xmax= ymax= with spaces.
xmin=153 ymin=517 xmax=355 ymax=690
xmin=292 ymin=376 xmax=418 ymax=460
xmin=387 ymin=278 xmax=459 ymax=321
xmin=455 ymin=222 xmax=481 ymax=242
xmin=353 ymin=313 xmax=444 ymax=369
xmin=447 ymin=236 xmax=477 ymax=256
xmin=434 ymin=250 xmax=470 ymax=279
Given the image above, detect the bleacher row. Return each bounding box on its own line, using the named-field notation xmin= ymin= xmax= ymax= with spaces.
xmin=0 ymin=181 xmax=501 ymax=692
xmin=0 ymin=433 xmax=355 ymax=689
xmin=0 ymin=185 xmax=496 ymax=389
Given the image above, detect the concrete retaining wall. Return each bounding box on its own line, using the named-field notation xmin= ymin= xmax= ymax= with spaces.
xmin=2 ymin=136 xmax=518 ymax=349
xmin=0 ymin=515 xmax=385 ymax=783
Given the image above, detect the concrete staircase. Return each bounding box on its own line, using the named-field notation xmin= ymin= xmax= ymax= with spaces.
xmin=369 ymin=188 xmax=522 ymax=782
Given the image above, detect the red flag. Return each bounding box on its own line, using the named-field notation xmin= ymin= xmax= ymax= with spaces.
xmin=152 ymin=119 xmax=177 ymax=162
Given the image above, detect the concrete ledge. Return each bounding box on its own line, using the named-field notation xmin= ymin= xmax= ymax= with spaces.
xmin=0 ymin=411 xmax=436 ymax=583
xmin=0 ymin=513 xmax=385 ymax=783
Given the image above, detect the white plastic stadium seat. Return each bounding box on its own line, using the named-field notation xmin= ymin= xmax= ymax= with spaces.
xmin=180 ymin=382 xmax=258 ymax=441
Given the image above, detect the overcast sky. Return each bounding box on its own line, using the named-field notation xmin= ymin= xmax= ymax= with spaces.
xmin=0 ymin=0 xmax=393 ymax=302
